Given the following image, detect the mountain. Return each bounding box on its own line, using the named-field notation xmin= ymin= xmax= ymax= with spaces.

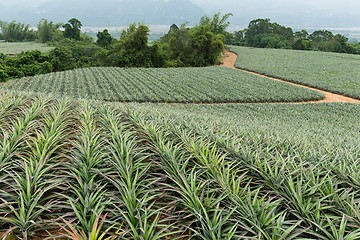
xmin=0 ymin=0 xmax=206 ymax=26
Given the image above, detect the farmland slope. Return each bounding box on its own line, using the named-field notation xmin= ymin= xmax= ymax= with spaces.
xmin=221 ymin=50 xmax=360 ymax=103
xmin=230 ymin=46 xmax=360 ymax=99
xmin=0 ymin=91 xmax=360 ymax=238
xmin=0 ymin=42 xmax=54 ymax=55
xmin=3 ymin=66 xmax=323 ymax=103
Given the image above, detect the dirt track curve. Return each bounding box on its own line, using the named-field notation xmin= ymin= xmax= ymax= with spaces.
xmin=221 ymin=51 xmax=360 ymax=104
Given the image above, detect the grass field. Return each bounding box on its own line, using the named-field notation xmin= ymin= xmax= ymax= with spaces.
xmin=4 ymin=66 xmax=324 ymax=103
xmin=230 ymin=46 xmax=360 ymax=99
xmin=0 ymin=42 xmax=54 ymax=55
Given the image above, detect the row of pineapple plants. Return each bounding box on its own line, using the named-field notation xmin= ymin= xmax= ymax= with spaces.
xmin=4 ymin=66 xmax=324 ymax=104
xmin=1 ymin=93 xmax=360 ymax=239
xmin=130 ymin=106 xmax=360 ymax=239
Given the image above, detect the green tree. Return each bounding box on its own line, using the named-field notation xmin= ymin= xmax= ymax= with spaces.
xmin=159 ymin=18 xmax=225 ymax=67
xmin=160 ymin=23 xmax=192 ymax=66
xmin=259 ymin=34 xmax=288 ymax=48
xmin=244 ymin=19 xmax=293 ymax=48
xmin=294 ymin=30 xmax=309 ymax=40
xmin=96 ymin=29 xmax=113 ymax=47
xmin=326 ymin=34 xmax=354 ymax=53
xmin=37 ymin=19 xmax=62 ymax=43
xmin=291 ymin=38 xmax=313 ymax=50
xmin=0 ymin=20 xmax=36 ymax=42
xmin=225 ymin=30 xmax=245 ymax=46
xmin=245 ymin=18 xmax=271 ymax=46
xmin=63 ymin=18 xmax=82 ymax=40
xmin=108 ymin=23 xmax=152 ymax=67
xmin=48 ymin=47 xmax=75 ymax=71
xmin=190 ymin=24 xmax=224 ymax=66
xmin=309 ymin=30 xmax=333 ymax=49
xmin=149 ymin=42 xmax=166 ymax=67
xmin=168 ymin=24 xmax=179 ymax=34
xmin=200 ymin=12 xmax=233 ymax=35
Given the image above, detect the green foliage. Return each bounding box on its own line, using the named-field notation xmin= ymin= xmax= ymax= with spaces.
xmin=291 ymin=38 xmax=313 ymax=50
xmin=200 ymin=12 xmax=233 ymax=35
xmin=149 ymin=42 xmax=165 ymax=68
xmin=244 ymin=18 xmax=293 ymax=48
xmin=225 ymin=30 xmax=245 ymax=46
xmin=37 ymin=19 xmax=62 ymax=43
xmin=105 ymin=23 xmax=152 ymax=67
xmin=0 ymin=50 xmax=54 ymax=81
xmin=0 ymin=14 xmax=229 ymax=77
xmin=48 ymin=47 xmax=75 ymax=71
xmin=120 ymin=23 xmax=151 ymax=67
xmin=326 ymin=34 xmax=355 ymax=53
xmin=309 ymin=30 xmax=334 ymax=49
xmin=0 ymin=69 xmax=8 ymax=82
xmin=47 ymin=40 xmax=102 ymax=71
xmin=190 ymin=25 xmax=225 ymax=66
xmin=0 ymin=20 xmax=36 ymax=42
xmin=80 ymin=32 xmax=95 ymax=43
xmin=168 ymin=23 xmax=179 ymax=34
xmin=350 ymin=42 xmax=360 ymax=54
xmin=159 ymin=25 xmax=192 ymax=67
xmin=96 ymin=29 xmax=114 ymax=47
xmin=0 ymin=13 xmax=227 ymax=82
xmin=258 ymin=34 xmax=289 ymax=48
xmin=226 ymin=19 xmax=358 ymax=55
xmin=63 ymin=18 xmax=82 ymax=40
xmin=159 ymin=16 xmax=227 ymax=67
xmin=294 ymin=30 xmax=309 ymax=40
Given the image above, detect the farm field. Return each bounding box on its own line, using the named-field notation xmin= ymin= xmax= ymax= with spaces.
xmin=1 ymin=91 xmax=360 ymax=239
xmin=1 ymin=46 xmax=360 ymax=239
xmin=0 ymin=42 xmax=54 ymax=55
xmin=230 ymin=46 xmax=360 ymax=99
xmin=3 ymin=66 xmax=324 ymax=103
xmin=128 ymin=101 xmax=360 ymax=154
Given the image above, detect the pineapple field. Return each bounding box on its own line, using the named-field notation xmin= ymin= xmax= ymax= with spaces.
xmin=4 ymin=66 xmax=323 ymax=103
xmin=0 ymin=42 xmax=54 ymax=55
xmin=230 ymin=46 xmax=360 ymax=99
xmin=1 ymin=92 xmax=360 ymax=239
xmin=1 ymin=46 xmax=360 ymax=239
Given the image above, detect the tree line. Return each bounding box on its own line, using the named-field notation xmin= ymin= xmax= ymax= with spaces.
xmin=0 ymin=14 xmax=231 ymax=82
xmin=1 ymin=15 xmax=359 ymax=83
xmin=225 ymin=18 xmax=360 ymax=54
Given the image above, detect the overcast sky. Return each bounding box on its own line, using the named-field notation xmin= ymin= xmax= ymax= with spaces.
xmin=191 ymin=0 xmax=360 ymax=28
xmin=2 ymin=0 xmax=360 ymax=13
xmin=0 ymin=0 xmax=359 ymax=29
xmin=190 ymin=0 xmax=360 ymax=13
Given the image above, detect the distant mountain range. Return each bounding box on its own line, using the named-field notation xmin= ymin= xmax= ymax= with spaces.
xmin=1 ymin=0 xmax=359 ymax=32
xmin=0 ymin=0 xmax=206 ymax=26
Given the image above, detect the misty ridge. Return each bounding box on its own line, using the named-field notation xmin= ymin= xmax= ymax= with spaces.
xmin=0 ymin=0 xmax=360 ymax=30
xmin=0 ymin=0 xmax=205 ymax=26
